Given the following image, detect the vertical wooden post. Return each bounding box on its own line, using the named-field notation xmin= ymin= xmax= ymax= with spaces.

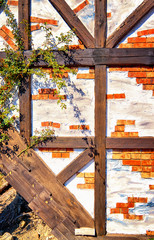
xmin=95 ymin=0 xmax=107 ymax=236
xmin=18 ymin=0 xmax=31 ymax=143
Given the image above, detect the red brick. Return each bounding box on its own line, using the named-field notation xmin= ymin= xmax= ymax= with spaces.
xmin=110 ymin=208 xmax=120 ymax=214
xmin=116 ymin=202 xmax=134 ymax=208
xmin=123 ymin=160 xmax=141 ymax=166
xmin=30 ymin=16 xmax=58 ymax=26
xmin=146 ymin=37 xmax=154 ymax=43
xmin=69 ymin=125 xmax=79 ymax=130
xmin=38 ymin=148 xmax=49 ymax=152
xmin=68 ymin=45 xmax=84 ymax=50
xmin=120 ymin=208 xmax=129 ymax=214
xmin=39 ymin=88 xmax=54 ymax=94
xmin=128 ymin=197 xmax=139 ymax=203
xmin=111 ymin=132 xmax=129 ymax=137
xmin=80 ymin=125 xmax=89 ymax=130
xmin=77 ymin=183 xmax=94 ymax=189
xmin=31 ymin=24 xmax=41 ymax=32
xmin=48 ymin=94 xmax=59 ymax=100
xmin=124 ymin=214 xmax=143 ymax=220
xmin=77 ymin=73 xmax=95 ymax=79
xmin=143 ymin=85 xmax=154 ymax=90
xmin=141 ymin=160 xmax=153 ymax=166
xmin=52 ymin=122 xmax=60 ymax=128
xmin=141 ymin=172 xmax=151 ymax=178
xmin=52 ymin=152 xmax=62 ymax=158
xmin=73 ymin=0 xmax=89 ymax=14
xmin=109 ymin=68 xmax=122 ymax=72
xmin=41 ymin=122 xmax=49 ymax=127
xmin=119 ymin=43 xmax=133 ymax=48
xmin=116 ymin=120 xmax=135 ymax=126
xmin=128 ymin=72 xmax=146 ymax=78
xmin=138 ymin=197 xmax=148 ymax=203
xmin=129 ymin=132 xmax=139 ymax=137
xmin=128 ymin=37 xmax=146 ymax=43
xmin=137 ymin=29 xmax=154 ymax=36
xmin=116 ymin=120 xmax=126 ymax=126
xmin=146 ymin=230 xmax=154 ymax=236
xmin=61 ymin=152 xmax=70 ymax=158
xmin=142 ymin=166 xmax=152 ymax=172
xmin=147 ymin=72 xmax=154 ymax=78
xmin=149 ymin=185 xmax=154 ymax=190
xmin=115 ymin=125 xmax=125 ymax=132
xmin=32 ymin=95 xmax=39 ymax=100
xmin=38 ymin=94 xmax=49 ymax=100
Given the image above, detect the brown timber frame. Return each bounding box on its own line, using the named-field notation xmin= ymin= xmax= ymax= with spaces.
xmin=0 ymin=0 xmax=154 ymax=239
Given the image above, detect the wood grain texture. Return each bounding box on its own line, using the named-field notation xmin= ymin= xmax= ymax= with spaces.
xmin=3 ymin=128 xmax=94 ymax=228
xmin=18 ymin=0 xmax=31 ymax=143
xmin=48 ymin=0 xmax=95 ymax=48
xmin=106 ymin=0 xmax=154 ymax=48
xmin=94 ymin=0 xmax=107 ymax=236
xmin=57 ymin=149 xmax=94 ymax=184
xmin=37 ymin=137 xmax=95 ymax=149
xmin=106 ymin=137 xmax=154 ymax=149
xmin=0 ymin=48 xmax=154 ymax=67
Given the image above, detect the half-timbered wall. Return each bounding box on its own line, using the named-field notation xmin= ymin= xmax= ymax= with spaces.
xmin=0 ymin=0 xmax=153 ymax=237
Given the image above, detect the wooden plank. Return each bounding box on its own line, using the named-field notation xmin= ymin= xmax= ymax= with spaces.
xmin=106 ymin=0 xmax=154 ymax=48
xmin=0 ymin=48 xmax=154 ymax=67
xmin=57 ymin=149 xmax=94 ymax=185
xmin=37 ymin=137 xmax=95 ymax=149
xmin=5 ymin=128 xmax=94 ymax=228
xmin=48 ymin=0 xmax=95 ymax=48
xmin=106 ymin=137 xmax=154 ymax=149
xmin=95 ymin=0 xmax=107 ymax=236
xmin=18 ymin=0 xmax=31 ymax=143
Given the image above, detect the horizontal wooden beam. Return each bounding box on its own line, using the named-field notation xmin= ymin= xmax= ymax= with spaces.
xmin=106 ymin=0 xmax=154 ymax=48
xmin=106 ymin=137 xmax=154 ymax=149
xmin=57 ymin=148 xmax=94 ymax=184
xmin=36 ymin=137 xmax=95 ymax=149
xmin=0 ymin=48 xmax=154 ymax=67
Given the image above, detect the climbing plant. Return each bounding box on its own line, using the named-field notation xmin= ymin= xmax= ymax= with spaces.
xmin=0 ymin=1 xmax=76 ymax=146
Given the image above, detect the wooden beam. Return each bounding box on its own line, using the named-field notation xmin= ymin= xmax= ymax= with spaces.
xmin=36 ymin=137 xmax=95 ymax=149
xmin=57 ymin=149 xmax=94 ymax=185
xmin=95 ymin=0 xmax=107 ymax=236
xmin=106 ymin=0 xmax=154 ymax=48
xmin=18 ymin=0 xmax=31 ymax=143
xmin=48 ymin=0 xmax=95 ymax=48
xmin=0 ymin=48 xmax=154 ymax=67
xmin=106 ymin=137 xmax=154 ymax=149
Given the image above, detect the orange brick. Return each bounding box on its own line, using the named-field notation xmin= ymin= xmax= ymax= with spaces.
xmin=115 ymin=125 xmax=125 ymax=132
xmin=113 ymin=93 xmax=125 ymax=99
xmin=137 ymin=29 xmax=154 ymax=36
xmin=77 ymin=183 xmax=94 ymax=189
xmin=39 ymin=94 xmax=49 ymax=100
xmin=129 ymin=132 xmax=138 ymax=137
xmin=141 ymin=154 xmax=151 ymax=160
xmin=76 ymin=172 xmax=85 ymax=178
xmin=143 ymin=85 xmax=154 ymax=91
xmin=146 ymin=230 xmax=154 ymax=236
xmin=128 ymin=72 xmax=146 ymax=78
xmin=111 ymin=132 xmax=129 ymax=137
xmin=41 ymin=122 xmax=49 ymax=127
xmin=109 ymin=68 xmax=122 ymax=72
xmin=120 ymin=208 xmax=129 ymax=214
xmin=116 ymin=120 xmax=126 ymax=125
xmin=52 ymin=122 xmax=60 ymax=128
xmin=1 ymin=25 xmax=14 ymax=39
xmin=51 ymin=148 xmax=66 ymax=152
xmin=146 ymin=37 xmax=154 ymax=43
xmin=7 ymin=0 xmax=18 ymax=5
xmin=30 ymin=17 xmax=58 ymax=26
xmin=77 ymin=73 xmax=95 ymax=79
xmin=149 ymin=185 xmax=154 ymax=190
xmin=73 ymin=0 xmax=89 ymax=14
xmin=141 ymin=172 xmax=151 ymax=178
xmin=147 ymin=72 xmax=154 ymax=78
xmin=85 ymin=178 xmax=95 ymax=184
xmin=138 ymin=197 xmax=148 ymax=203
xmin=119 ymin=43 xmax=133 ymax=48
xmin=69 ymin=125 xmax=79 ymax=130
xmin=52 ymin=152 xmax=62 ymax=158
xmin=84 ymin=173 xmax=94 ymax=178
xmin=142 ymin=160 xmax=153 ymax=166
xmin=124 ymin=214 xmax=143 ymax=220
xmin=68 ymin=45 xmax=84 ymax=50
xmin=112 ymin=153 xmax=131 ymax=160
xmin=136 ymin=78 xmax=154 ymax=84
xmin=107 ymin=94 xmax=114 ymax=99
xmin=110 ymin=208 xmax=120 ymax=214
xmin=132 ymin=166 xmax=142 ymax=172
xmin=80 ymin=125 xmax=89 ymax=130
xmin=48 ymin=94 xmax=59 ymax=100
xmin=61 ymin=152 xmax=70 ymax=158
xmin=131 ymin=153 xmax=141 ymax=159
xmin=133 ymin=43 xmax=153 ymax=48
xmin=128 ymin=197 xmax=140 ymax=203
xmin=123 ymin=160 xmax=141 ymax=166
xmin=116 ymin=202 xmax=134 ymax=208
xmin=128 ymin=37 xmax=146 ymax=43
xmin=31 ymin=24 xmax=41 ymax=32
xmin=89 ymin=68 xmax=95 ymax=73
xmin=107 ymin=12 xmax=111 ymax=18
xmin=32 ymin=95 xmax=39 ymax=100
xmin=116 ymin=120 xmax=135 ymax=126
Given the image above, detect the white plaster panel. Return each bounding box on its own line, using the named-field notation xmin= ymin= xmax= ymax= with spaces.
xmin=65 ymin=160 xmax=94 ymax=217
xmin=32 ymin=68 xmax=95 ymax=137
xmin=107 ymin=69 xmax=154 ymax=137
xmin=106 ymin=150 xmax=154 ymax=234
